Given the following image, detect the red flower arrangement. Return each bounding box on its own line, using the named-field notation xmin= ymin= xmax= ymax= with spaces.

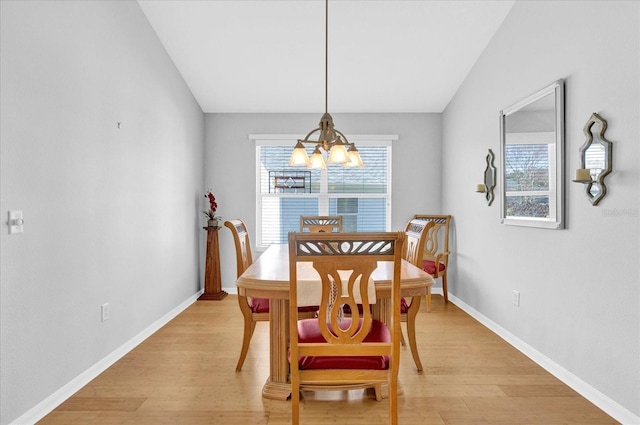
xmin=203 ymin=189 xmax=221 ymax=220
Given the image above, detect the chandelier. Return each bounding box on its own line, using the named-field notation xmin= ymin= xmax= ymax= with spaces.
xmin=288 ymin=0 xmax=363 ymax=170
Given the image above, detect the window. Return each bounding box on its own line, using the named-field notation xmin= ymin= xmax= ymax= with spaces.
xmin=253 ymin=135 xmax=395 ymax=249
xmin=503 ymin=132 xmax=556 ymax=219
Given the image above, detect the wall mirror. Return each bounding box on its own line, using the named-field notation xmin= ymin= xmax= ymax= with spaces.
xmin=499 ymin=79 xmax=565 ymax=229
xmin=576 ymin=112 xmax=612 ymax=205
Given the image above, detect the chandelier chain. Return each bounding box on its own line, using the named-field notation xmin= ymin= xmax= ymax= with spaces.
xmin=325 ymin=0 xmax=328 ymax=115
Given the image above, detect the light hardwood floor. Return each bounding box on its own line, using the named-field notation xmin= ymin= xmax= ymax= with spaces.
xmin=38 ymin=295 xmax=618 ymax=424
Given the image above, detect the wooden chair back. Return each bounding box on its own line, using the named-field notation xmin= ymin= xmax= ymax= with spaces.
xmin=288 ymin=231 xmax=405 ymax=425
xmin=399 ymin=218 xmax=434 ymax=369
xmin=403 ymin=218 xmax=435 ymax=268
xmin=299 ymin=215 xmax=343 ymax=233
xmin=412 ymin=214 xmax=451 ymax=266
xmin=413 ymin=214 xmax=452 ymax=302
xmin=224 ymin=219 xmax=253 ymax=278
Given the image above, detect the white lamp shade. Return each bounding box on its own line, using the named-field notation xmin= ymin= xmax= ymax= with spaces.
xmin=344 ymin=148 xmax=363 ymax=167
xmin=289 ymin=141 xmax=310 ymax=166
xmin=309 ymin=146 xmax=327 ymax=169
xmin=327 ymin=141 xmax=348 ymax=164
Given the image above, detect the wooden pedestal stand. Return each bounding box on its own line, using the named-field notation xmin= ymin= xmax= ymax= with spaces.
xmin=199 ymin=226 xmax=227 ymax=300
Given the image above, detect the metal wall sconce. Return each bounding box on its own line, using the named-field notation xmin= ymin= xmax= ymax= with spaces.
xmin=572 ymin=112 xmax=613 ymax=205
xmin=477 ymin=149 xmax=496 ymax=206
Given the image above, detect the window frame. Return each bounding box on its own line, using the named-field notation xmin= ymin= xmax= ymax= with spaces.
xmin=251 ymin=134 xmax=396 ymax=250
xmin=502 ymin=131 xmax=557 ymax=221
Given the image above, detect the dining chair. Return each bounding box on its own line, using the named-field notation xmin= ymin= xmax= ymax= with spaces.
xmin=299 ymin=215 xmax=343 ymax=233
xmin=224 ymin=219 xmax=317 ymax=372
xmin=288 ymin=231 xmax=405 ymax=425
xmin=338 ymin=219 xmax=431 ymax=371
xmin=400 ymin=218 xmax=434 ymax=371
xmin=224 ymin=219 xmax=264 ymax=372
xmin=413 ymin=214 xmax=452 ymax=303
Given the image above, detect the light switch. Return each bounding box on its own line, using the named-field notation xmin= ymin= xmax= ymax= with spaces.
xmin=8 ymin=210 xmax=24 ymax=234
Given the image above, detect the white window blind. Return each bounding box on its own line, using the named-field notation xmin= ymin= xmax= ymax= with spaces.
xmin=253 ymin=135 xmax=394 ymax=249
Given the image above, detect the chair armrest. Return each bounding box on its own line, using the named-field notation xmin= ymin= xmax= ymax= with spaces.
xmin=432 ymin=251 xmax=451 ymax=277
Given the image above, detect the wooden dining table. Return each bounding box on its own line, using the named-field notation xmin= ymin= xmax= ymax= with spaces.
xmin=236 ymin=243 xmax=434 ymax=400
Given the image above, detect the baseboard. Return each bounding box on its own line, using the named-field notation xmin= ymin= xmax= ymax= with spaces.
xmin=448 ymin=293 xmax=639 ymax=425
xmin=223 ymin=285 xmax=238 ymax=295
xmin=10 ymin=289 xmax=204 ymax=425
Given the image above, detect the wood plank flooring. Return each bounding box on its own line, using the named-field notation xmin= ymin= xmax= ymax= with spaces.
xmin=38 ymin=295 xmax=618 ymax=424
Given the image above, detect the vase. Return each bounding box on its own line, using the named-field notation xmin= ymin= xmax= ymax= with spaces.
xmin=207 ymin=219 xmax=218 ymax=227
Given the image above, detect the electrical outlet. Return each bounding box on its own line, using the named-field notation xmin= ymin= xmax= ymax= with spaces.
xmin=101 ymin=303 xmax=110 ymax=322
xmin=512 ymin=290 xmax=520 ymax=307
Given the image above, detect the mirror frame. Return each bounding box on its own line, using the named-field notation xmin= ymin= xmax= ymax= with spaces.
xmin=499 ymin=79 xmax=565 ymax=229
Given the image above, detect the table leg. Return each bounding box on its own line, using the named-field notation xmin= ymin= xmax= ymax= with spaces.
xmin=262 ymin=299 xmax=292 ymax=400
xmin=406 ymin=296 xmax=424 ymax=371
xmin=374 ymin=298 xmax=391 ymax=324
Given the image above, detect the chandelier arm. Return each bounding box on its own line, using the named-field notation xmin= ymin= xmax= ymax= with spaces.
xmin=300 ymin=128 xmax=323 ymax=144
xmin=300 ymin=129 xmax=352 ymax=148
xmin=333 ymin=129 xmax=352 ymax=145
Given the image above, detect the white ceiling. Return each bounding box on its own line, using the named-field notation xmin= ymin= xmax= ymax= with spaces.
xmin=137 ymin=0 xmax=515 ymax=113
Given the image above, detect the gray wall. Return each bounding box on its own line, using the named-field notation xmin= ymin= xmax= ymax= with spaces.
xmin=0 ymin=2 xmax=205 ymax=424
xmin=442 ymin=0 xmax=639 ymax=419
xmin=2 ymin=0 xmax=638 ymax=423
xmin=204 ymin=113 xmax=442 ymax=291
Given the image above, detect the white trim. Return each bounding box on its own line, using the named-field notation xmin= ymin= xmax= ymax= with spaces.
xmin=254 ymin=138 xmax=394 ymax=248
xmin=250 ymin=134 xmax=398 ymax=144
xmin=224 ymin=285 xmax=238 ymax=294
xmin=9 ymin=290 xmax=203 ymax=425
xmin=448 ymin=293 xmax=640 ymax=425
xmin=500 ymin=215 xmax=563 ymax=229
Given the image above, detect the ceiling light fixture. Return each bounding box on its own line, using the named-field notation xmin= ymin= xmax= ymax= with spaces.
xmin=288 ymin=0 xmax=363 ymax=170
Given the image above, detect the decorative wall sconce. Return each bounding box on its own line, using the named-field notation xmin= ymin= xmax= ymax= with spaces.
xmin=572 ymin=112 xmax=612 ymax=205
xmin=477 ymin=149 xmax=496 ymax=205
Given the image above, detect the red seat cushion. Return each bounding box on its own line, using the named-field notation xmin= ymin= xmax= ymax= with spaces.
xmin=400 ymin=297 xmax=410 ymax=314
xmin=249 ymin=297 xmax=270 ymax=313
xmin=250 ymin=298 xmax=317 ymax=314
xmin=298 ymin=305 xmax=319 ymax=313
xmin=342 ymin=304 xmax=370 ymax=314
xmin=295 ymin=317 xmax=390 ymax=370
xmin=422 ymin=259 xmax=445 ymax=275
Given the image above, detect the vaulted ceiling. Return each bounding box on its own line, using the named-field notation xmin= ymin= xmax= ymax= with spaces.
xmin=138 ymin=0 xmax=514 ymax=113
